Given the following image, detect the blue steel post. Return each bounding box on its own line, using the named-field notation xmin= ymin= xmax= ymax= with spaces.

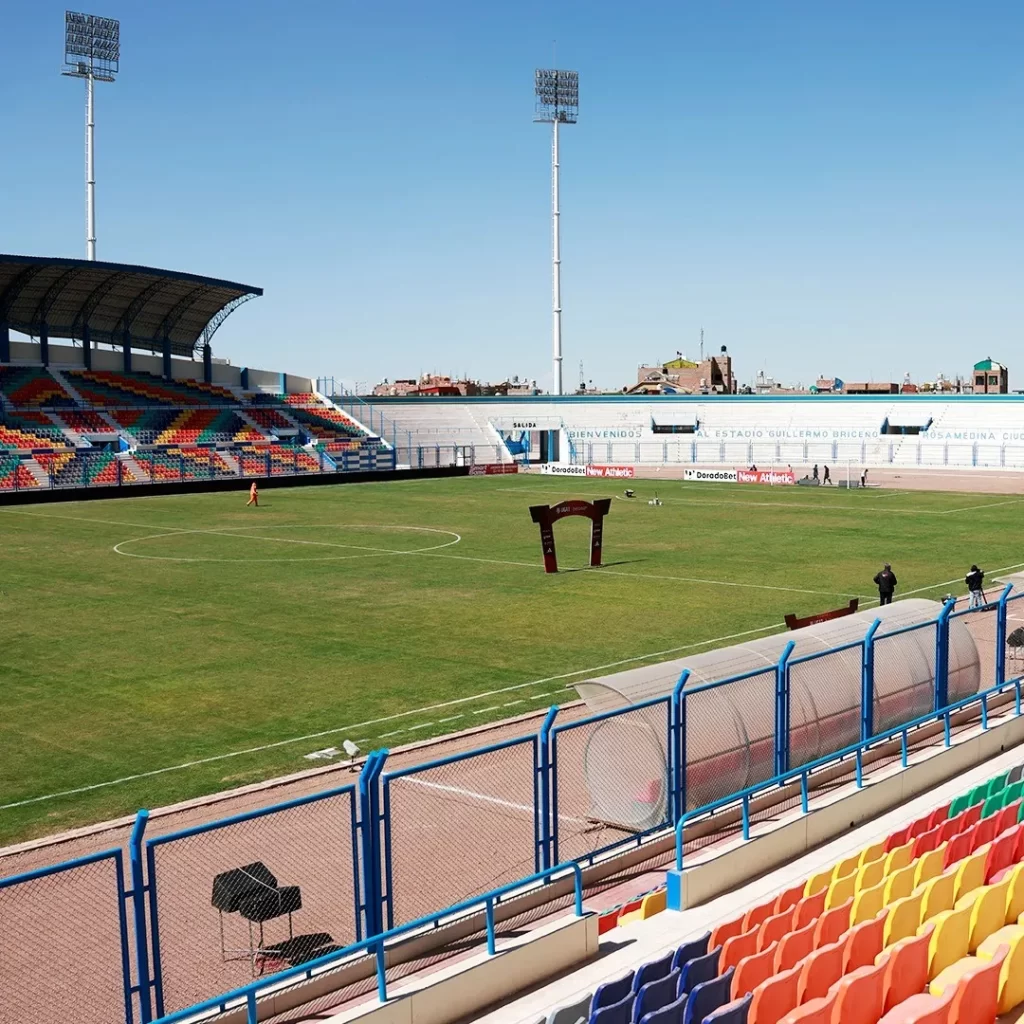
xmin=996 ymin=584 xmax=1014 ymax=687
xmin=775 ymin=641 xmax=796 ymax=776
xmin=670 ymin=670 xmax=691 ymax=824
xmin=128 ymin=810 xmax=153 ymax=1024
xmin=538 ymin=706 xmax=559 ymax=869
xmin=934 ymin=599 xmax=956 ymax=710
xmin=358 ymin=751 xmax=386 ymax=939
xmin=861 ymin=619 xmax=882 ymax=741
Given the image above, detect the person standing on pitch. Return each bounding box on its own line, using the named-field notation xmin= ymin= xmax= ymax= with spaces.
xmin=247 ymin=480 xmax=259 ymax=507
xmin=874 ymin=562 xmax=897 ymax=605
xmin=812 ymin=464 xmax=819 ymax=483
xmin=823 ymin=465 xmax=832 ymax=485
xmin=965 ymin=564 xmax=985 ymax=609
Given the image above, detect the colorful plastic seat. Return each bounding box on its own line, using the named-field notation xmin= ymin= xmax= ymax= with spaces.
xmin=832 ymin=852 xmax=861 ymax=882
xmin=700 ymin=995 xmax=751 ymax=1024
xmin=945 ymin=946 xmax=1005 ymax=1024
xmin=829 ymin=960 xmax=885 ymax=1024
xmin=682 ymin=968 xmax=733 ymax=1024
xmin=844 ymin=908 xmax=888 ymax=973
xmin=911 ymin=825 xmax=942 ymax=860
xmin=732 ymin=942 xmax=777 ymax=1001
xmin=742 ymin=899 xmax=776 ymax=933
xmin=855 ymin=857 xmax=885 ymax=894
xmin=593 ymin=972 xmax=635 ymax=1011
xmin=983 ymin=830 xmax=1017 ymax=884
xmin=679 ymin=946 xmax=721 ymax=995
xmin=977 ymin=924 xmax=1024 ymax=960
xmin=721 ymin=927 xmax=759 ymax=974
xmin=756 ymin=910 xmax=792 ymax=952
xmin=925 ymin=804 xmax=951 ymax=830
xmin=876 ymin=989 xmax=952 ymax=1023
xmin=858 ymin=840 xmax=887 ymax=868
xmin=710 ymin=918 xmax=745 ymax=952
xmin=880 ymin=924 xmax=933 ymax=1012
xmin=917 ymin=870 xmax=956 ymax=922
xmin=634 ymin=951 xmax=675 ymax=993
xmin=778 ymin=994 xmax=833 ymax=1023
xmin=884 ymin=892 xmax=923 ymax=948
xmin=637 ymin=993 xmax=686 ymax=1024
xmin=883 ymin=840 xmax=914 ymax=875
xmin=589 ymin=992 xmax=633 ymax=1024
xmin=774 ymin=919 xmax=817 ymax=973
xmin=774 ymin=883 xmax=805 ymax=916
xmin=883 ymin=863 xmax=916 ymax=905
xmin=803 ymin=868 xmax=832 ymax=898
xmin=824 ymin=874 xmax=855 ymax=911
xmin=792 ymin=888 xmax=827 ymax=930
xmin=970 ymin=815 xmax=998 ymax=851
xmin=812 ymin=898 xmax=850 ymax=948
xmin=671 ymin=933 xmax=711 ymax=973
xmin=885 ymin=825 xmax=912 ymax=853
xmin=943 ymin=829 xmax=973 ymax=870
xmin=796 ymin=937 xmax=847 ymax=1004
xmin=962 ymin=877 xmax=1012 ymax=952
xmin=913 ymin=845 xmax=946 ymax=889
xmin=996 ymin=933 xmax=1024 ymax=1015
xmin=1003 ymin=862 xmax=1024 ymax=922
xmin=851 ymin=877 xmax=886 ymax=926
xmin=925 ymin=903 xmax=971 ymax=979
xmin=634 ymin=969 xmax=681 ymax=1022
xmin=954 ymin=849 xmax=989 ymax=900
xmin=748 ymin=964 xmax=799 ymax=1024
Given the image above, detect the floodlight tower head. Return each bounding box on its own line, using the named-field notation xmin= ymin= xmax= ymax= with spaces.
xmin=534 ymin=69 xmax=578 ymax=396
xmin=534 ymin=69 xmax=579 ymax=124
xmin=62 ymin=11 xmax=120 ymax=262
xmin=62 ymin=11 xmax=120 ymax=82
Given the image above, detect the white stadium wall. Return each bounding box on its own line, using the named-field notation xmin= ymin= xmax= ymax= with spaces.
xmin=364 ymin=394 xmax=1024 ymax=471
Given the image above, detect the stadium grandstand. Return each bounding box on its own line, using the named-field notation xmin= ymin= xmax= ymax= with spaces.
xmin=0 ymin=255 xmax=394 ymax=491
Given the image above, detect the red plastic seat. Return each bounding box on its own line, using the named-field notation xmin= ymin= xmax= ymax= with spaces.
xmin=984 ymin=830 xmax=1017 ymax=884
xmin=881 ymin=924 xmax=933 ymax=1013
xmin=749 ymin=964 xmax=801 ymax=1024
xmin=946 ymin=946 xmax=1006 ymax=1024
xmin=908 ymin=815 xmax=931 ymax=841
xmin=970 ymin=815 xmax=998 ymax=852
xmin=885 ymin=824 xmax=913 ymax=852
xmin=710 ymin=915 xmax=745 ymax=951
xmin=877 ymin=989 xmax=953 ymax=1024
xmin=775 ymin=918 xmax=818 ymax=973
xmin=732 ymin=941 xmax=778 ymax=1001
xmin=774 ymin=882 xmax=805 ymax=916
xmin=779 ymin=993 xmax=834 ymax=1023
xmin=743 ymin=897 xmax=777 ymax=933
xmin=926 ymin=803 xmax=951 ymax=830
xmin=943 ymin=829 xmax=974 ymax=870
xmin=813 ymin=898 xmax=851 ymax=949
xmin=843 ymin=908 xmax=888 ymax=974
xmin=938 ymin=809 xmax=971 ymax=844
xmin=993 ymin=800 xmax=1022 ymax=837
xmin=721 ymin=924 xmax=760 ymax=973
xmin=912 ymin=824 xmax=943 ymax=860
xmin=758 ymin=907 xmax=795 ymax=951
xmin=793 ymin=888 xmax=828 ymax=930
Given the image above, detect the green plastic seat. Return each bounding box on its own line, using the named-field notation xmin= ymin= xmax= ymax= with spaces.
xmin=988 ymin=772 xmax=1011 ymax=798
xmin=1007 ymin=781 xmax=1024 ymax=805
xmin=982 ymin=792 xmax=1005 ymax=819
xmin=967 ymin=783 xmax=990 ymax=808
xmin=950 ymin=794 xmax=972 ymax=818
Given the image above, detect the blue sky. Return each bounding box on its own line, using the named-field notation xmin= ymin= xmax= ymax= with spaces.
xmin=3 ymin=1 xmax=1022 ymax=391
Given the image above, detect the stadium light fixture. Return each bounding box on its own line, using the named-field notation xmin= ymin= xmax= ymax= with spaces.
xmin=535 ymin=69 xmax=578 ymax=397
xmin=62 ymin=11 xmax=121 ymax=261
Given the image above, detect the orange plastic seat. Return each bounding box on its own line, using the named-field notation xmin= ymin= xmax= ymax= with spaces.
xmin=779 ymin=993 xmax=834 ymax=1023
xmin=793 ymin=888 xmax=827 ymax=930
xmin=775 ymin=918 xmax=817 ymax=973
xmin=796 ymin=935 xmax=847 ymax=1004
xmin=830 ymin=960 xmax=885 ymax=1024
xmin=758 ymin=907 xmax=794 ymax=951
xmin=812 ymin=898 xmax=851 ymax=948
xmin=876 ymin=989 xmax=953 ymax=1024
xmin=721 ymin=924 xmax=760 ymax=973
xmin=710 ymin=915 xmax=745 ymax=951
xmin=743 ymin=897 xmax=777 ymax=933
xmin=732 ymin=940 xmax=778 ymax=1001
xmin=774 ymin=882 xmax=805 ymax=916
xmin=844 ymin=908 xmax=888 ymax=973
xmin=749 ymin=963 xmax=801 ymax=1024
xmin=880 ymin=924 xmax=933 ymax=1012
xmin=946 ymin=946 xmax=1005 ymax=1024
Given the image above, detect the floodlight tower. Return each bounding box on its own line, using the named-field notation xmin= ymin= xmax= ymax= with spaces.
xmin=535 ymin=69 xmax=578 ymax=396
xmin=62 ymin=11 xmax=120 ymax=261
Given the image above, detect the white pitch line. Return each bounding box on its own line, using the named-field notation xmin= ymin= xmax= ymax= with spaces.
xmin=404 ymin=777 xmax=589 ymax=826
xmin=899 ymin=561 xmax=1024 ymax=599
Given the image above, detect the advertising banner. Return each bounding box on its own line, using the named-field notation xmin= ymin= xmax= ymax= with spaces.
xmin=468 ymin=463 xmax=519 ymax=476
xmin=539 ymin=464 xmax=588 ymax=476
xmin=683 ymin=468 xmax=738 ymax=483
xmin=736 ymin=468 xmax=796 ymax=486
xmin=586 ymin=465 xmax=635 ymax=479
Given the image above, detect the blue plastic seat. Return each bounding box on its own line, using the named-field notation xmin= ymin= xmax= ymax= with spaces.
xmin=638 ymin=992 xmax=687 ymax=1024
xmin=698 ymin=993 xmax=751 ymax=1024
xmin=682 ymin=967 xmax=734 ymax=1024
xmin=633 ymin=950 xmax=676 ymax=993
xmin=671 ymin=933 xmax=711 ymax=973
xmin=593 ymin=973 xmax=635 ymax=1012
xmin=678 ymin=946 xmax=721 ymax=995
xmin=589 ymin=993 xmax=633 ymax=1024
xmin=633 ymin=969 xmax=681 ymax=1023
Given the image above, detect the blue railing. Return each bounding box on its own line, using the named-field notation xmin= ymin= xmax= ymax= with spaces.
xmin=5 ymin=587 xmax=1024 ymax=1024
xmin=148 ymin=862 xmax=584 ymax=1024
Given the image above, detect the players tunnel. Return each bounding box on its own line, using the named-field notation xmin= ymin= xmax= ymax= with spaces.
xmin=574 ymin=599 xmax=980 ymax=830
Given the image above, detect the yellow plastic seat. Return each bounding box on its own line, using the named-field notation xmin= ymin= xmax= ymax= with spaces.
xmin=960 ymin=877 xmax=1013 ymax=952
xmin=832 ymin=851 xmax=861 ymax=881
xmin=918 ymin=871 xmax=957 ymax=923
xmin=805 ymin=867 xmax=832 ymax=897
xmin=883 ymin=840 xmax=914 ymax=875
xmin=1004 ymin=862 xmax=1024 ymax=923
xmin=884 ymin=892 xmax=923 ymax=948
xmin=997 ymin=931 xmax=1024 ymax=1014
xmin=977 ymin=924 xmax=1024 ymax=960
xmin=852 ymin=877 xmax=887 ymax=926
xmin=883 ymin=863 xmax=916 ymax=905
xmin=858 ymin=840 xmax=887 ymax=868
xmin=855 ymin=857 xmax=885 ymax=893
xmin=914 ymin=845 xmax=947 ymax=889
xmin=954 ymin=849 xmax=988 ymax=901
xmin=826 ymin=873 xmax=856 ymax=910
xmin=929 ymin=955 xmax=981 ymax=996
xmin=924 ymin=903 xmax=971 ymax=979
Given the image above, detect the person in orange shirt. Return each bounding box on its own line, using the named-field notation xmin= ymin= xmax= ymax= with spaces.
xmin=247 ymin=480 xmax=258 ymax=507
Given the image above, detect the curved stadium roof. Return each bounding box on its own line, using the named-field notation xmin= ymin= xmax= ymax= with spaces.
xmin=0 ymin=255 xmax=262 ymax=357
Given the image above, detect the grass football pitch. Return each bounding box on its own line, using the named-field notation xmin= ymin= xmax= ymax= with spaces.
xmin=1 ymin=475 xmax=1019 ymax=846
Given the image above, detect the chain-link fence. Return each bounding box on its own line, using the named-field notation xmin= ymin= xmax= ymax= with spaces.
xmin=145 ymin=785 xmax=359 ymax=1017
xmin=788 ymin=645 xmax=864 ymax=770
xmin=872 ymin=622 xmax=937 ymax=734
xmin=382 ymin=736 xmax=539 ymax=928
xmin=550 ymin=700 xmax=671 ymax=865
xmin=0 ymin=850 xmax=133 ymax=1024
xmin=682 ymin=667 xmax=778 ymax=812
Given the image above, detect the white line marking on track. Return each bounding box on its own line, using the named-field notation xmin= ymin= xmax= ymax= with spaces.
xmin=403 ymin=777 xmax=589 ymax=825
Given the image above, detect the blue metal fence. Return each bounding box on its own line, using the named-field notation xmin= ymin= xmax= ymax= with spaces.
xmin=4 ymin=589 xmax=1024 ymax=1024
